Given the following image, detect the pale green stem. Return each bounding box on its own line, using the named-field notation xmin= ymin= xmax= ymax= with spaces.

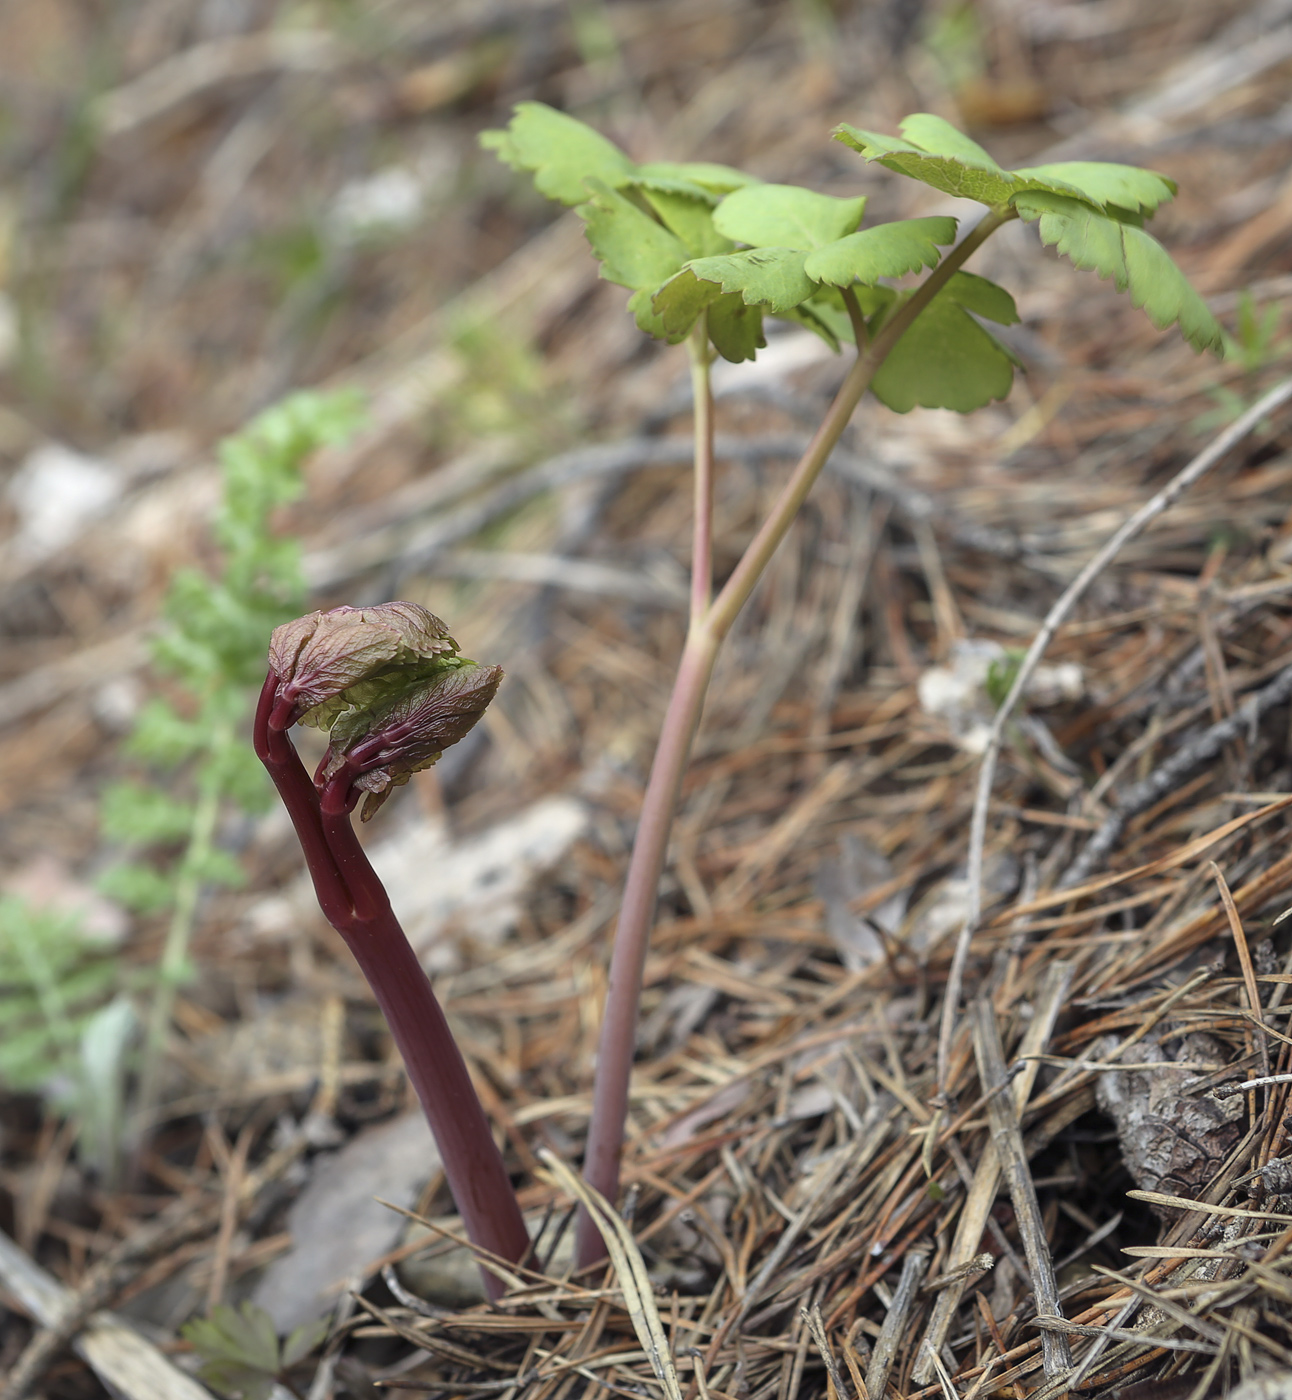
xmin=689 ymin=316 xmax=716 ymax=626
xmin=576 ymin=209 xmax=1014 ymax=1267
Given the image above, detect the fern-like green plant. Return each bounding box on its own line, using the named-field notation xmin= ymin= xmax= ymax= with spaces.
xmin=0 ymin=897 xmax=134 ymax=1176
xmin=99 ymin=388 xmax=365 ymax=1154
xmin=182 ymin=1301 xmax=329 ymax=1400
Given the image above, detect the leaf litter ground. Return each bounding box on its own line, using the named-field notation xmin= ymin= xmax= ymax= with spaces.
xmin=2 ymin=1 xmax=1292 ymax=1397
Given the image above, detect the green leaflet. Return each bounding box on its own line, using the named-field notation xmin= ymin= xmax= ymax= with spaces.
xmin=833 ymin=113 xmax=1153 ymax=214
xmin=657 ymin=247 xmax=817 ymax=323
xmin=708 ymin=294 xmax=766 ymax=363
xmin=804 ymin=217 xmax=959 ymax=286
xmin=872 ymin=272 xmax=1021 ymax=413
xmin=578 ymin=180 xmax=691 ymax=337
xmin=640 ymin=188 xmax=734 ymax=258
xmin=1013 ymin=161 xmax=1176 ymax=217
xmin=714 ymin=184 xmax=867 ymax=250
xmin=1014 ymin=191 xmax=1223 ymax=353
xmin=480 ymin=101 xmax=636 ymax=205
xmin=578 ymin=180 xmax=689 ymax=291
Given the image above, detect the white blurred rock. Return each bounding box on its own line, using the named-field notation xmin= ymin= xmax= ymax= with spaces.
xmin=8 ymin=443 xmax=124 ymax=562
xmin=252 ymin=1112 xmax=439 ymax=1332
xmin=918 ymin=637 xmax=1083 ymax=755
xmin=248 ymin=794 xmax=589 ymax=971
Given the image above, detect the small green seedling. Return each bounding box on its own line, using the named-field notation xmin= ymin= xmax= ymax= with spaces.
xmin=182 ymin=1301 xmax=328 ymax=1400
xmin=482 ymin=103 xmax=1223 ymax=1268
xmin=1194 ymin=291 xmax=1290 ymax=430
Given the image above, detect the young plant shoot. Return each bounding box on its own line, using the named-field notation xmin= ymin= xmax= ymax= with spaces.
xmin=482 ymin=104 xmax=1223 ymax=1267
xmin=255 ymin=602 xmax=529 ymax=1296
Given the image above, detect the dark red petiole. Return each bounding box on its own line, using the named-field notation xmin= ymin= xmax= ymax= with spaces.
xmin=255 ymin=670 xmax=530 ymax=1298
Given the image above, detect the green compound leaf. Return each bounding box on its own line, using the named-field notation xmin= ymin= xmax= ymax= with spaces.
xmin=872 ymin=272 xmax=1021 ymax=413
xmin=578 ymin=180 xmax=691 ymax=337
xmin=1014 ymin=191 xmax=1223 ymax=353
xmin=834 ymin=113 xmax=1120 ymax=210
xmin=183 ymin=1302 xmax=281 ymax=1375
xmin=708 ymin=294 xmax=766 ymax=363
xmin=1013 ymin=161 xmax=1176 ymax=217
xmin=713 ymin=184 xmax=867 ymax=250
xmin=803 ymin=216 xmax=959 ymax=286
xmin=480 ymin=102 xmax=636 ymax=206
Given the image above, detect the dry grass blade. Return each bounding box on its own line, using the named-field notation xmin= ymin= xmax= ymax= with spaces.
xmin=866 ymin=1247 xmax=927 ymax=1399
xmin=539 ymin=1151 xmax=684 ymax=1400
xmin=971 ymin=998 xmax=1072 ymax=1377
xmin=914 ymin=961 xmax=1073 ymax=1383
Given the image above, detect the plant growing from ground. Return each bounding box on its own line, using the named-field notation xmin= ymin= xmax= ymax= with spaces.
xmin=100 ymin=388 xmax=364 ymax=1161
xmin=250 ymin=106 xmax=1225 ymax=1286
xmin=254 ymin=601 xmax=530 ymax=1298
xmin=182 ymin=1300 xmax=329 ymax=1400
xmin=481 ymin=103 xmax=1224 ymax=1267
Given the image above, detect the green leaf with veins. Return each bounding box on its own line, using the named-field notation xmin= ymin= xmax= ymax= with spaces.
xmin=577 ymin=180 xmax=691 ymax=335
xmin=1013 ymin=161 xmax=1176 ymax=217
xmin=937 ymin=269 xmax=1019 ymax=324
xmin=708 ymin=294 xmax=766 ymax=362
xmin=898 ymin=114 xmax=1004 ymax=168
xmin=713 ymin=184 xmax=868 ymax=250
xmin=834 ymin=113 xmax=1136 ymax=212
xmin=479 ymin=102 xmax=637 ymax=205
xmin=1013 ymin=191 xmax=1223 ymax=352
xmin=640 ymin=188 xmax=734 ymax=258
xmin=804 ymin=216 xmax=959 ymax=286
xmin=871 ymin=272 xmax=1020 ymax=413
xmin=670 ymin=247 xmax=817 ymax=315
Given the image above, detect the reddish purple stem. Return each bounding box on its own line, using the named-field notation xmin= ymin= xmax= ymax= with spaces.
xmin=254 ymin=673 xmax=529 ymax=1297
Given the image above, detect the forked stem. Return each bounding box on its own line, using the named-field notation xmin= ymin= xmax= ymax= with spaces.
xmin=576 ymin=210 xmax=1013 ymax=1267
xmin=254 ymin=675 xmax=530 ymax=1298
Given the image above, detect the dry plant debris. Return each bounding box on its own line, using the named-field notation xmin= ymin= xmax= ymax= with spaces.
xmin=3 ymin=1 xmax=1292 ymax=1398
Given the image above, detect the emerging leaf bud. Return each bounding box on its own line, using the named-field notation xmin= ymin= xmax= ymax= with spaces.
xmin=266 ymin=602 xmax=457 ymax=731
xmin=317 ymin=660 xmax=504 ymax=820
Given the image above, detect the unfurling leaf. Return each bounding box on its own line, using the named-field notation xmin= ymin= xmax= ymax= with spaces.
xmin=268 ymin=602 xmax=457 ymax=730
xmin=319 ymin=659 xmax=505 ymax=820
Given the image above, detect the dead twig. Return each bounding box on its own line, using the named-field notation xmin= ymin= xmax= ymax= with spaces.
xmin=943 ymin=376 xmax=1292 ymax=1094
